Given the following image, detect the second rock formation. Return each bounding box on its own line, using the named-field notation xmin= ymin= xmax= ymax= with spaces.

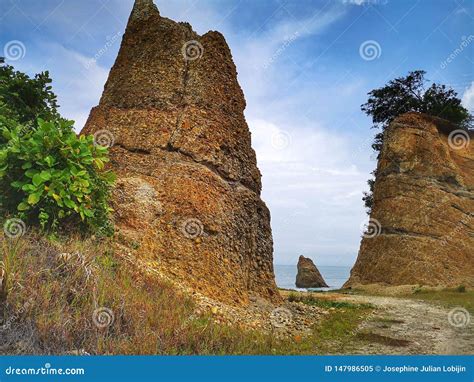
xmin=345 ymin=113 xmax=474 ymax=288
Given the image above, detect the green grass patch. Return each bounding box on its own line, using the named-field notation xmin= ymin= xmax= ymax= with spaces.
xmin=305 ymin=299 xmax=372 ymax=310
xmin=402 ymin=288 xmax=474 ymax=314
xmin=266 ymin=302 xmax=375 ymax=355
xmin=288 ymin=292 xmax=373 ymax=309
xmin=310 ymin=304 xmax=374 ymax=354
xmin=283 ymin=292 xmax=376 ymax=353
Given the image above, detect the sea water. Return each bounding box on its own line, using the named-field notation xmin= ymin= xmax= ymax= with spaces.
xmin=274 ymin=264 xmax=351 ymax=291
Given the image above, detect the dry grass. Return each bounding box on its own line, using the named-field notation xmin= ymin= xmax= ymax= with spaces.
xmin=0 ymin=232 xmax=376 ymax=355
xmin=0 ymin=232 xmax=285 ymax=355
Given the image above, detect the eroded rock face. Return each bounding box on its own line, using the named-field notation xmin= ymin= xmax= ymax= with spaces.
xmin=82 ymin=0 xmax=279 ymax=304
xmin=345 ymin=113 xmax=474 ymax=288
xmin=295 ymin=256 xmax=328 ymax=288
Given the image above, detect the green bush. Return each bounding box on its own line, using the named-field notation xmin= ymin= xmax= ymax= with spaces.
xmin=0 ymin=118 xmax=115 ymax=235
xmin=0 ymin=57 xmax=59 ymax=127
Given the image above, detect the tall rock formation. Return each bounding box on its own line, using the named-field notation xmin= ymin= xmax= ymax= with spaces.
xmin=345 ymin=113 xmax=474 ymax=288
xmin=82 ymin=0 xmax=279 ymax=304
xmin=295 ymin=256 xmax=328 ymax=288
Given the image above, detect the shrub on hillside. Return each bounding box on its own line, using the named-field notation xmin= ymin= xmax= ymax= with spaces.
xmin=0 ymin=118 xmax=115 ymax=235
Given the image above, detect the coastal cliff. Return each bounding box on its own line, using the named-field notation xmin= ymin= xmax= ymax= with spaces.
xmin=346 ymin=112 xmax=474 ymax=288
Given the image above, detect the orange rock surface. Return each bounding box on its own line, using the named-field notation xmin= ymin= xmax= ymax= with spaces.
xmin=345 ymin=113 xmax=474 ymax=288
xmin=82 ymin=0 xmax=279 ymax=304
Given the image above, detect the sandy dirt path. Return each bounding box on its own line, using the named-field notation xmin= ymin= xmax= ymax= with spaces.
xmin=337 ymin=294 xmax=474 ymax=355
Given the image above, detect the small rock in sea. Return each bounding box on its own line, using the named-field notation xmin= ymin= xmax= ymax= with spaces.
xmin=295 ymin=255 xmax=329 ymax=288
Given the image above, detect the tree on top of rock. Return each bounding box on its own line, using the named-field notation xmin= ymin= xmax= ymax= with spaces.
xmin=361 ymin=70 xmax=473 ymax=213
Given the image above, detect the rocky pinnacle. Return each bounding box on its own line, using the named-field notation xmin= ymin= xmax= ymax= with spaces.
xmin=82 ymin=0 xmax=280 ymax=304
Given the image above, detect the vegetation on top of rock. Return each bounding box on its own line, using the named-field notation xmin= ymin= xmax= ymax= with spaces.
xmin=0 ymin=59 xmax=115 ymax=235
xmin=361 ymin=70 xmax=473 ymax=213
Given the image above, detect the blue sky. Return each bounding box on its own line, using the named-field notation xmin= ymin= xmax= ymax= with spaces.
xmin=1 ymin=0 xmax=473 ymax=266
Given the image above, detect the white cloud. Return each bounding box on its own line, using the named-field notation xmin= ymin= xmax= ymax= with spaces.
xmin=342 ymin=0 xmax=385 ymax=5
xmin=223 ymin=4 xmax=372 ymax=265
xmin=229 ymin=5 xmax=347 ymax=88
xmin=462 ymin=81 xmax=474 ymax=112
xmin=343 ymin=0 xmax=367 ymax=5
xmin=47 ymin=46 xmax=109 ymax=130
xmin=249 ymin=118 xmax=368 ymax=265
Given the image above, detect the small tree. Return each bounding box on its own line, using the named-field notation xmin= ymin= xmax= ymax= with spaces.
xmin=361 ymin=70 xmax=472 ymax=213
xmin=0 ymin=57 xmax=59 ymax=127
